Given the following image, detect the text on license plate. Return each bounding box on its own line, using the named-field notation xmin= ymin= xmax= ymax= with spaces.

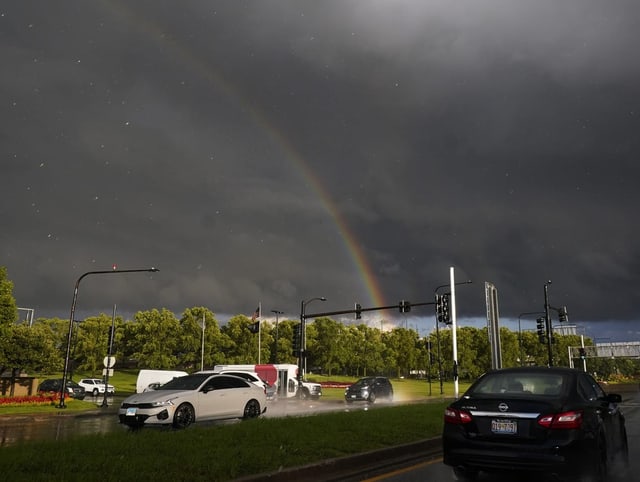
xmin=491 ymin=419 xmax=517 ymax=434
xmin=126 ymin=407 xmax=137 ymax=416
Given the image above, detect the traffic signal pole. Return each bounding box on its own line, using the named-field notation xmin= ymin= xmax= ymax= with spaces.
xmin=543 ymin=281 xmax=553 ymax=367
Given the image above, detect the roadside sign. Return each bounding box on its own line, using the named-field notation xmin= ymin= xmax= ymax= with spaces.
xmin=103 ymin=356 xmax=116 ymax=368
xmin=102 ymin=368 xmax=114 ymax=377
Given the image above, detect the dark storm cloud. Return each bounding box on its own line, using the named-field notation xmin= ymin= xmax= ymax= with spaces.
xmin=2 ymin=1 xmax=639 ymax=340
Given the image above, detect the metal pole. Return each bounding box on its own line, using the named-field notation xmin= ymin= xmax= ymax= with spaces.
xmin=450 ymin=267 xmax=459 ymax=399
xmin=544 ymin=281 xmax=553 ymax=367
xmin=258 ymin=302 xmax=261 ymax=365
xmin=271 ymin=310 xmax=283 ymax=364
xmin=100 ymin=304 xmax=116 ymax=408
xmin=299 ymin=297 xmax=326 ymax=397
xmin=201 ymin=312 xmax=205 ymax=371
xmin=434 ymin=279 xmax=471 ymax=397
xmin=57 ymin=267 xmax=159 ymax=408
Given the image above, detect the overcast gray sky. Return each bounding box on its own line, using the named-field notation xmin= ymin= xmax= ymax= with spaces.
xmin=3 ymin=1 xmax=639 ymax=341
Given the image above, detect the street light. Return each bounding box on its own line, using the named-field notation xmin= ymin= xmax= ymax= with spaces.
xmin=100 ymin=304 xmax=117 ymax=408
xmin=58 ymin=267 xmax=159 ymax=408
xmin=271 ymin=309 xmax=283 ymax=364
xmin=434 ymin=279 xmax=472 ymax=395
xmin=298 ymin=297 xmax=326 ymax=397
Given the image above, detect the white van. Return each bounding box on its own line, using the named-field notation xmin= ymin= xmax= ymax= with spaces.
xmin=135 ymin=369 xmax=188 ymax=393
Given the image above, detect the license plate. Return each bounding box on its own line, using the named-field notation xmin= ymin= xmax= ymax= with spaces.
xmin=491 ymin=419 xmax=517 ymax=434
xmin=126 ymin=407 xmax=137 ymax=416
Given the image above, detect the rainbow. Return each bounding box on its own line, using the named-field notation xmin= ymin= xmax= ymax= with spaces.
xmin=99 ymin=2 xmax=386 ymax=308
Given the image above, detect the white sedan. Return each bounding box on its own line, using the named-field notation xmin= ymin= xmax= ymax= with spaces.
xmin=118 ymin=373 xmax=267 ymax=429
xmin=78 ymin=378 xmax=115 ymax=396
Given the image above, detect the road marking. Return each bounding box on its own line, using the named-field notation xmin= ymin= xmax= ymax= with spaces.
xmin=362 ymin=457 xmax=443 ymax=481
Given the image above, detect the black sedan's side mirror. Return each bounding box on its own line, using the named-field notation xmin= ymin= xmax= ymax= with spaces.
xmin=606 ymin=393 xmax=622 ymax=404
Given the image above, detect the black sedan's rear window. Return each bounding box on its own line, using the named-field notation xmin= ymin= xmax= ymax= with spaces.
xmin=470 ymin=372 xmax=566 ymax=396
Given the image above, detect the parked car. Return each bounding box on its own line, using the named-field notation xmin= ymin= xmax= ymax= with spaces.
xmin=345 ymin=376 xmax=393 ymax=403
xmin=38 ymin=378 xmax=86 ymax=400
xmin=442 ymin=366 xmax=629 ymax=481
xmin=118 ymin=373 xmax=267 ymax=429
xmin=78 ymin=378 xmax=115 ymax=396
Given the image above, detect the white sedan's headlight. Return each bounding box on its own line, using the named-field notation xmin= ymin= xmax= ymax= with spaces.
xmin=150 ymin=399 xmax=175 ymax=407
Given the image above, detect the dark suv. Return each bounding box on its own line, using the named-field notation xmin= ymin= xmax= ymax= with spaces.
xmin=38 ymin=379 xmax=86 ymax=400
xmin=345 ymin=376 xmax=393 ymax=403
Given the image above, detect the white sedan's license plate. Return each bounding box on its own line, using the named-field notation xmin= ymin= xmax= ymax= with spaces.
xmin=491 ymin=419 xmax=517 ymax=434
xmin=126 ymin=407 xmax=137 ymax=416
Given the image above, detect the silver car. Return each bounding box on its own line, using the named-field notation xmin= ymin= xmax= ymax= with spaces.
xmin=118 ymin=373 xmax=267 ymax=429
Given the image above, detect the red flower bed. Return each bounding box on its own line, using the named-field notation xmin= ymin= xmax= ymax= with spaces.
xmin=320 ymin=381 xmax=351 ymax=389
xmin=0 ymin=393 xmax=62 ymax=407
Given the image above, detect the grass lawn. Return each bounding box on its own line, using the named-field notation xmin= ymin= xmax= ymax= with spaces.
xmin=0 ymin=401 xmax=448 ymax=481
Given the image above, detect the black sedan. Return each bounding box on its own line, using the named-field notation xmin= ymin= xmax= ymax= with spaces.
xmin=345 ymin=376 xmax=393 ymax=403
xmin=38 ymin=378 xmax=86 ymax=400
xmin=442 ymin=366 xmax=628 ymax=481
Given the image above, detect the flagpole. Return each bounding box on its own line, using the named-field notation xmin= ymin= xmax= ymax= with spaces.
xmin=201 ymin=312 xmax=205 ymax=371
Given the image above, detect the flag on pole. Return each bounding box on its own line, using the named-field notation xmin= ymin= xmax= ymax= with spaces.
xmin=248 ymin=321 xmax=260 ymax=333
xmin=251 ymin=306 xmax=260 ymax=321
xmin=248 ymin=305 xmax=261 ymax=333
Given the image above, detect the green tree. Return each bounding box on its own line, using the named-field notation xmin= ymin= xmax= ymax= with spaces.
xmin=74 ymin=313 xmax=123 ymax=375
xmin=177 ymin=307 xmax=230 ymax=371
xmin=307 ymin=317 xmax=346 ymax=376
xmin=220 ymin=314 xmax=265 ymax=364
xmin=124 ymin=309 xmax=181 ymax=369
xmin=0 ymin=267 xmax=18 ymax=327
xmin=0 ymin=324 xmax=59 ymax=395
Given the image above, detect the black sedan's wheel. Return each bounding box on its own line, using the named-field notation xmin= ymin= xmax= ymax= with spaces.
xmin=172 ymin=403 xmax=195 ymax=429
xmin=243 ymin=399 xmax=261 ymax=419
xmin=368 ymin=392 xmax=376 ymax=404
xmin=452 ymin=466 xmax=479 ymax=481
xmin=583 ymin=439 xmax=607 ymax=482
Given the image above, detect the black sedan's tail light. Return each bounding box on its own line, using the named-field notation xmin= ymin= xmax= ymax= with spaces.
xmin=537 ymin=410 xmax=583 ymax=429
xmin=444 ymin=407 xmax=473 ymax=424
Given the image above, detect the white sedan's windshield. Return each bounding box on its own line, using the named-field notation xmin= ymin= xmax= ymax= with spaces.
xmin=158 ymin=374 xmax=209 ymax=391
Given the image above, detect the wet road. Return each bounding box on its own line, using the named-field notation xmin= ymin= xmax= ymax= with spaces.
xmin=0 ymin=395 xmax=367 ymax=447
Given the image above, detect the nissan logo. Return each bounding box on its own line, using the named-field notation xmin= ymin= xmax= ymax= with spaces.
xmin=498 ymin=402 xmax=509 ymax=412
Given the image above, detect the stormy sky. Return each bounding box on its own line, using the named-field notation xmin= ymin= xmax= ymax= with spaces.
xmin=3 ymin=1 xmax=639 ymax=341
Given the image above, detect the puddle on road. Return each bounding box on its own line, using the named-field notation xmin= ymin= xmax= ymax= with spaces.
xmin=0 ymin=405 xmax=125 ymax=447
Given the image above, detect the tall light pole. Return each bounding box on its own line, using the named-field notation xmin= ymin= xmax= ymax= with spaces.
xmin=58 ymin=267 xmax=159 ymax=408
xmin=271 ymin=310 xmax=283 ymax=364
xmin=100 ymin=304 xmax=117 ymax=408
xmin=299 ymin=297 xmax=326 ymax=395
xmin=200 ymin=311 xmax=206 ymax=371
xmin=434 ymin=278 xmax=472 ymax=396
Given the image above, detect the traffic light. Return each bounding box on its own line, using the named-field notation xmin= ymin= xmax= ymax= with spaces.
xmin=355 ymin=303 xmax=362 ymax=320
xmin=399 ymin=300 xmax=411 ymax=313
xmin=579 ymin=347 xmax=586 ymax=359
xmin=536 ymin=317 xmax=546 ymax=344
xmin=435 ymin=294 xmax=451 ymax=324
xmin=558 ymin=306 xmax=569 ymax=323
xmin=292 ymin=323 xmax=302 ymax=356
